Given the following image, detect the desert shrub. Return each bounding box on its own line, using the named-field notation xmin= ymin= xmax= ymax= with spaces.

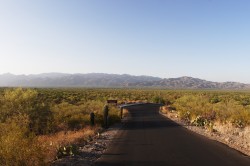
xmin=0 ymin=88 xmax=38 ymax=122
xmin=51 ymin=100 xmax=120 ymax=130
xmin=179 ymin=110 xmax=191 ymax=122
xmin=240 ymin=98 xmax=250 ymax=106
xmin=0 ymin=88 xmax=53 ymax=134
xmin=107 ymin=105 xmax=121 ymax=125
xmin=210 ymin=96 xmax=221 ymax=104
xmin=93 ymin=113 xmax=104 ymax=125
xmin=214 ymin=100 xmax=240 ymax=123
xmin=173 ymin=95 xmax=212 ymax=122
xmin=29 ymin=104 xmax=54 ymax=134
xmin=67 ymin=116 xmax=84 ymax=129
xmin=214 ymin=100 xmax=250 ymax=127
xmin=51 ymin=102 xmax=85 ymax=131
xmin=203 ymin=110 xmax=216 ymax=121
xmin=191 ymin=115 xmax=207 ymax=126
xmin=80 ymin=100 xmax=104 ymax=114
xmin=80 ymin=101 xmax=120 ymax=126
xmin=152 ymin=96 xmax=165 ymax=104
xmin=0 ymin=115 xmax=46 ymax=166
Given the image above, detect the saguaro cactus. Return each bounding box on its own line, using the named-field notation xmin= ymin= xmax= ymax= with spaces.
xmin=90 ymin=112 xmax=95 ymax=126
xmin=103 ymin=104 xmax=109 ymax=128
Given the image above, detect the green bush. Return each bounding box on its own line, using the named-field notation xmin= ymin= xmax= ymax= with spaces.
xmin=0 ymin=115 xmax=46 ymax=166
xmin=152 ymin=96 xmax=165 ymax=104
xmin=173 ymin=95 xmax=213 ymax=122
xmin=191 ymin=115 xmax=208 ymax=126
xmin=0 ymin=88 xmax=38 ymax=122
xmin=173 ymin=93 xmax=250 ymax=128
xmin=210 ymin=96 xmax=221 ymax=104
xmin=51 ymin=100 xmax=106 ymax=130
xmin=0 ymin=88 xmax=54 ymax=134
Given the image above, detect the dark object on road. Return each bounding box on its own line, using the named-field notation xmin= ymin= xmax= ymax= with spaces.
xmin=103 ymin=105 xmax=109 ymax=128
xmin=90 ymin=112 xmax=95 ymax=126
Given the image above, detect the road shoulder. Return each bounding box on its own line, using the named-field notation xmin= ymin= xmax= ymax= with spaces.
xmin=160 ymin=110 xmax=250 ymax=157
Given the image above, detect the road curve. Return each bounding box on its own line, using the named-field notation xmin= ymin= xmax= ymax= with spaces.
xmin=95 ymin=103 xmax=250 ymax=166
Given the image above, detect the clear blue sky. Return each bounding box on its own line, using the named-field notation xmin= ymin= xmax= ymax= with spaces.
xmin=0 ymin=0 xmax=250 ymax=83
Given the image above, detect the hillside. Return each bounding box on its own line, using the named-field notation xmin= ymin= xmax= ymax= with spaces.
xmin=0 ymin=73 xmax=249 ymax=89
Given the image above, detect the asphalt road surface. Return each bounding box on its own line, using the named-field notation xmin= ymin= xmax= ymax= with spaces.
xmin=95 ymin=103 xmax=250 ymax=166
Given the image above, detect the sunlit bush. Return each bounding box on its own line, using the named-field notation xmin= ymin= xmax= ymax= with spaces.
xmin=0 ymin=88 xmax=37 ymax=122
xmin=0 ymin=115 xmax=46 ymax=165
xmin=152 ymin=96 xmax=165 ymax=104
xmin=214 ymin=100 xmax=250 ymax=127
xmin=173 ymin=95 xmax=213 ymax=123
xmin=0 ymin=88 xmax=53 ymax=134
xmin=173 ymin=93 xmax=250 ymax=128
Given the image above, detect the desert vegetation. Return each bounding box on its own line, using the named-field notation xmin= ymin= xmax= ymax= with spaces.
xmin=160 ymin=90 xmax=250 ymax=155
xmin=171 ymin=92 xmax=250 ymax=128
xmin=0 ymin=88 xmax=250 ymax=165
xmin=0 ymin=88 xmax=122 ymax=165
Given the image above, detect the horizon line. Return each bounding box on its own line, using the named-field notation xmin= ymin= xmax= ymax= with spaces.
xmin=0 ymin=72 xmax=249 ymax=84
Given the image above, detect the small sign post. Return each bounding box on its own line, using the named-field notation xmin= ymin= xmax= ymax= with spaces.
xmin=107 ymin=100 xmax=118 ymax=105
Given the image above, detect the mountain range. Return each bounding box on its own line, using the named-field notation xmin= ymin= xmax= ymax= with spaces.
xmin=0 ymin=73 xmax=249 ymax=89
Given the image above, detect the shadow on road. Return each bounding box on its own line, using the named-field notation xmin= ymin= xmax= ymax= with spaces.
xmin=124 ymin=103 xmax=181 ymax=130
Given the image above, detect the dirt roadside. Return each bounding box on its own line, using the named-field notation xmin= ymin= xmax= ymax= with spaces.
xmin=52 ymin=123 xmax=123 ymax=166
xmin=52 ymin=109 xmax=130 ymax=166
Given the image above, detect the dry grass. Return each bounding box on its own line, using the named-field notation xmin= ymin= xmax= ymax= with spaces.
xmin=37 ymin=126 xmax=100 ymax=163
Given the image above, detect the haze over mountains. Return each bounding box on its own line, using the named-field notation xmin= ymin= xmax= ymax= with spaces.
xmin=0 ymin=73 xmax=249 ymax=89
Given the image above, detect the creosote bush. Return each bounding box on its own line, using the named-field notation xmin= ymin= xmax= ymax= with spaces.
xmin=173 ymin=93 xmax=250 ymax=128
xmin=0 ymin=115 xmax=46 ymax=166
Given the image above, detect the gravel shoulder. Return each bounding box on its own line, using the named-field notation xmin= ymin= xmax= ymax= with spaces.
xmin=52 ymin=121 xmax=127 ymax=166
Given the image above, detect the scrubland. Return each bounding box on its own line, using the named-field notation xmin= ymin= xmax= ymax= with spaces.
xmin=0 ymin=88 xmax=121 ymax=165
xmin=0 ymin=88 xmax=250 ymax=165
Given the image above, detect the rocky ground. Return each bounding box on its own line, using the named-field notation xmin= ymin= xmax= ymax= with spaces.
xmin=52 ymin=122 xmax=124 ymax=166
xmin=160 ymin=110 xmax=250 ymax=157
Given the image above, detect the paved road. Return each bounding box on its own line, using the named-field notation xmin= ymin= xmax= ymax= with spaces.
xmin=95 ymin=104 xmax=250 ymax=166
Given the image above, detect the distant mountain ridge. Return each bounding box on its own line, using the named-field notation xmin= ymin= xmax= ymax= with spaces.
xmin=0 ymin=73 xmax=249 ymax=89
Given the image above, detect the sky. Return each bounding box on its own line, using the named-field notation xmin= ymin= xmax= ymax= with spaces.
xmin=0 ymin=0 xmax=250 ymax=83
